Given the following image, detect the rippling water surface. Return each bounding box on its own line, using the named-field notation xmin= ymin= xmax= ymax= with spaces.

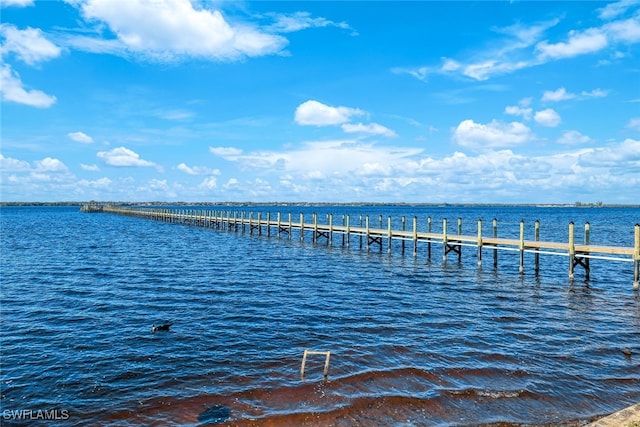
xmin=1 ymin=205 xmax=639 ymax=426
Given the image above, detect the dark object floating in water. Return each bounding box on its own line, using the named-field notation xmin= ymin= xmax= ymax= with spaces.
xmin=151 ymin=322 xmax=172 ymax=333
xmin=622 ymin=348 xmax=632 ymax=357
xmin=198 ymin=405 xmax=231 ymax=425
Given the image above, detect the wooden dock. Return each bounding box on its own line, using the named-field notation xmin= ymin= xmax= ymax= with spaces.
xmin=83 ymin=204 xmax=640 ymax=289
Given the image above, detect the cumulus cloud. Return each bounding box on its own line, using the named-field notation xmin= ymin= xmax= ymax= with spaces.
xmin=177 ymin=162 xmax=220 ymax=175
xmin=1 ymin=0 xmax=34 ymax=6
xmin=452 ymin=119 xmax=534 ymax=150
xmin=505 ymin=98 xmax=533 ymax=120
xmin=536 ymin=28 xmax=608 ymax=60
xmin=0 ymin=64 xmax=57 ymax=108
xmin=598 ymin=0 xmax=639 ymax=20
xmin=209 ymin=146 xmax=243 ymax=160
xmin=68 ymin=131 xmax=93 ymax=143
xmin=0 ymin=153 xmax=30 ymax=171
xmin=581 ymin=88 xmax=608 ymax=98
xmin=294 ymin=100 xmax=364 ymax=126
xmin=34 ymin=157 xmax=68 ymax=172
xmin=199 ymin=176 xmax=218 ymax=190
xmin=604 ymin=16 xmax=640 ymax=43
xmin=80 ymin=163 xmax=100 ymax=171
xmin=78 ymin=176 xmax=111 ymax=188
xmin=96 ymin=146 xmax=156 ymax=167
xmin=534 ymin=108 xmax=561 ymax=127
xmin=341 ymin=122 xmax=397 ymax=137
xmin=0 ymin=24 xmax=62 ymax=65
xmin=557 ymin=130 xmax=592 ymax=145
xmin=213 ymin=139 xmax=422 ymax=178
xmin=70 ymin=0 xmax=288 ymax=62
xmin=627 ymin=117 xmax=640 ymax=131
xmin=542 ymin=87 xmax=575 ymax=102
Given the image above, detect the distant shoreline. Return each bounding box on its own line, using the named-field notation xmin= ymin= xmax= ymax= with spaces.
xmin=2 ymin=201 xmax=639 ymax=208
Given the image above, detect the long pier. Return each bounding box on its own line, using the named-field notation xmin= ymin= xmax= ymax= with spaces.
xmin=84 ymin=204 xmax=640 ymax=289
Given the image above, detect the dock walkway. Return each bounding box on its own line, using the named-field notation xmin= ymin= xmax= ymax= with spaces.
xmin=83 ymin=204 xmax=640 ymax=289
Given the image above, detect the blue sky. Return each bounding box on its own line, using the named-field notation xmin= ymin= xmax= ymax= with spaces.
xmin=1 ymin=0 xmax=639 ymax=203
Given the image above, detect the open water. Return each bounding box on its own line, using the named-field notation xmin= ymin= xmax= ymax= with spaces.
xmin=1 ymin=205 xmax=639 ymax=426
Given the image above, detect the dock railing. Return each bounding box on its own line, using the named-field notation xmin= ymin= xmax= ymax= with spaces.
xmin=87 ymin=205 xmax=640 ymax=289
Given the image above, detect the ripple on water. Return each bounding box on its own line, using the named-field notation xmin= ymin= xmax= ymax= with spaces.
xmin=1 ymin=206 xmax=639 ymax=426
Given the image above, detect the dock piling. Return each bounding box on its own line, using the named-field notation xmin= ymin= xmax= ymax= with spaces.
xmin=91 ymin=206 xmax=640 ymax=289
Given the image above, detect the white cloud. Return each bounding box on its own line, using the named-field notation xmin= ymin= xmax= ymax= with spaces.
xmin=34 ymin=157 xmax=68 ymax=172
xmin=534 ymin=108 xmax=562 ymax=127
xmin=0 ymin=64 xmax=56 ymax=108
xmin=78 ymin=177 xmax=111 ymax=188
xmin=627 ymin=117 xmax=640 ymax=131
xmin=557 ymin=130 xmax=592 ymax=145
xmin=294 ymin=100 xmax=364 ymax=126
xmin=598 ymin=0 xmax=639 ymax=20
xmin=400 ymin=8 xmax=640 ymax=83
xmin=218 ymin=139 xmax=422 ymax=177
xmin=266 ymin=11 xmax=354 ymax=34
xmin=0 ymin=0 xmax=34 ymax=8
xmin=199 ymin=176 xmax=218 ymax=190
xmin=391 ymin=66 xmax=430 ymax=82
xmin=463 ymin=59 xmax=530 ymax=81
xmin=341 ymin=122 xmax=397 ymax=137
xmin=68 ymin=131 xmax=93 ymax=143
xmin=452 ymin=119 xmax=534 ymax=150
xmin=177 ymin=162 xmax=220 ymax=175
xmin=581 ymin=88 xmax=608 ymax=98
xmin=209 ymin=146 xmax=243 ymax=160
xmin=536 ymin=28 xmax=608 ymax=60
xmin=72 ymin=0 xmax=288 ymax=61
xmin=604 ymin=16 xmax=640 ymax=43
xmin=0 ymin=24 xmax=61 ymax=65
xmin=80 ymin=163 xmax=100 ymax=171
xmin=577 ymin=138 xmax=640 ymax=167
xmin=504 ymin=100 xmax=533 ymax=120
xmin=542 ymin=87 xmax=575 ymax=102
xmin=0 ymin=153 xmax=30 ymax=171
xmin=96 ymin=146 xmax=156 ymax=167
xmin=224 ymin=178 xmax=239 ymax=188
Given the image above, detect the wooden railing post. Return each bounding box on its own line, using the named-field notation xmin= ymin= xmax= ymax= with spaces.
xmin=442 ymin=218 xmax=448 ymax=262
xmin=427 ymin=216 xmax=432 ymax=260
xmin=634 ymin=224 xmax=639 ymax=290
xmin=412 ymin=216 xmax=418 ymax=258
xmin=569 ymin=221 xmax=575 ymax=280
xmin=477 ymin=219 xmax=483 ymax=267
xmin=365 ymin=215 xmax=370 ymax=252
xmin=387 ymin=216 xmax=392 ymax=254
xmin=534 ymin=220 xmax=540 ymax=275
xmin=519 ymin=220 xmax=525 ymax=274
